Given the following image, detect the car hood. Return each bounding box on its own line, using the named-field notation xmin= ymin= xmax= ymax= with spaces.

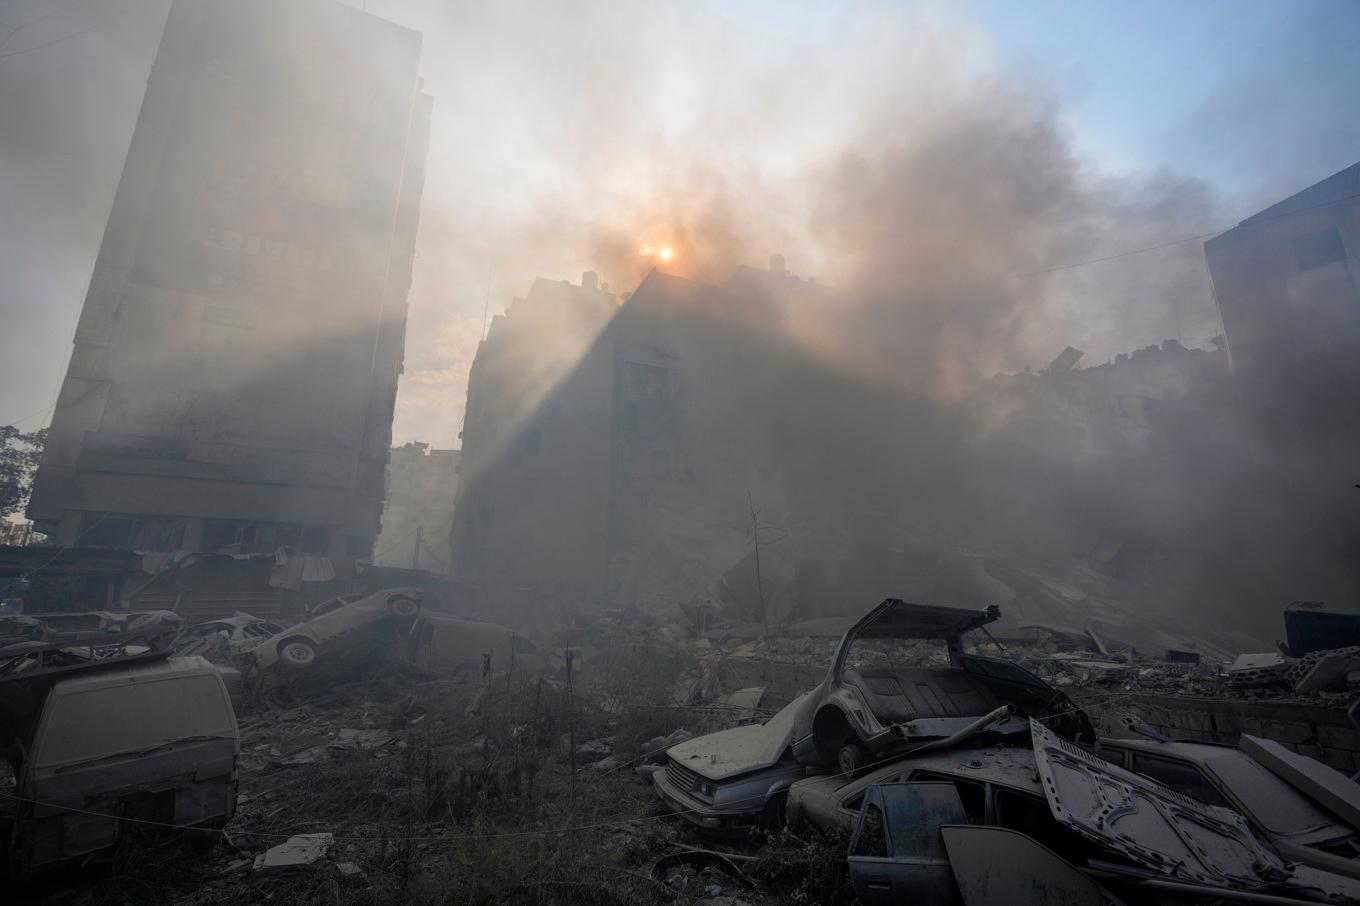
xmin=667 ymin=693 xmax=806 ymax=781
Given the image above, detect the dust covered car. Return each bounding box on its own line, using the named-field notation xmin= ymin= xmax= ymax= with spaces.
xmin=652 ymin=693 xmax=817 ymax=836
xmin=1096 ymin=735 xmax=1360 ymax=880
xmin=252 ymin=588 xmax=421 ymax=670
xmin=789 ymin=599 xmax=1093 ymax=776
xmin=404 ymin=613 xmax=550 ymax=678
xmin=1 ymin=654 xmax=239 ymax=873
xmin=178 ymin=613 xmax=285 ymax=658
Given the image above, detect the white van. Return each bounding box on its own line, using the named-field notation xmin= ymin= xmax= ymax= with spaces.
xmin=6 ymin=656 xmax=239 ymax=873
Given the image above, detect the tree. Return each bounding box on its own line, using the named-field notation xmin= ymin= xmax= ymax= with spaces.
xmin=0 ymin=426 xmax=46 ymax=518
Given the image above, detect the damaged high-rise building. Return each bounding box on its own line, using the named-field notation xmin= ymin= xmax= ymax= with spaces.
xmin=28 ymin=0 xmax=431 ymax=559
xmin=1205 ymin=160 xmax=1360 ymax=443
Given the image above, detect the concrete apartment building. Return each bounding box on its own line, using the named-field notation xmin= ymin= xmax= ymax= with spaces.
xmin=373 ymin=442 xmax=460 ymax=573
xmin=450 ymin=273 xmax=618 ymax=619
xmin=28 ymin=0 xmax=431 ymax=559
xmin=1205 ymin=161 xmax=1360 ymax=444
xmin=448 ymin=262 xmax=835 ymax=628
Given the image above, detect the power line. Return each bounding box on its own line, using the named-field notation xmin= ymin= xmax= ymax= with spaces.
xmin=0 ymin=0 xmax=91 ymax=52
xmin=1039 ymin=189 xmax=1360 ymax=275
xmin=0 ymin=3 xmax=129 ymax=61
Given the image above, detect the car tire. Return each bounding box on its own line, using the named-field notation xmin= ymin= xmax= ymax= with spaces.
xmin=838 ymin=742 xmax=867 ymax=779
xmin=279 ymin=637 xmax=318 ymax=669
xmin=388 ymin=595 xmax=419 ymax=617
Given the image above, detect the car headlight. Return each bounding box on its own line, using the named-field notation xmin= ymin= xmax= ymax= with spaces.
xmin=697 ymin=781 xmax=716 ymax=801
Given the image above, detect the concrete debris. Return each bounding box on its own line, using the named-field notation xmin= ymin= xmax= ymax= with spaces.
xmin=575 ymin=736 xmax=615 ymax=764
xmin=1240 ymin=734 xmax=1360 ymax=830
xmin=650 ymin=849 xmax=752 ymax=897
xmin=252 ymin=833 xmax=334 ymax=872
xmin=1228 ymin=651 xmax=1292 ymax=687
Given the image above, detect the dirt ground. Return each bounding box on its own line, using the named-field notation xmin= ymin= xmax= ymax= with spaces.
xmin=16 ymin=638 xmax=851 ymax=906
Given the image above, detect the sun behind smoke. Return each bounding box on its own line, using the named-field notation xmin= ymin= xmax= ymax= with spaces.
xmin=638 ymin=244 xmax=675 ymax=263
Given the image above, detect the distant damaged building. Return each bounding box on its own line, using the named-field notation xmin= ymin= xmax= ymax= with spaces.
xmin=28 ymin=0 xmax=431 ymax=558
xmin=1205 ymin=160 xmax=1360 ymax=442
xmin=374 ymin=443 xmax=460 ymax=573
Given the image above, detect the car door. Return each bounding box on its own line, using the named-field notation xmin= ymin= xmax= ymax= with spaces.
xmin=848 ymin=782 xmax=966 ymax=906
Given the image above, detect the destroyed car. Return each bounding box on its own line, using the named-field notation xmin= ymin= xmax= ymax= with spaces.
xmin=789 ymin=599 xmax=1093 ymax=775
xmin=1032 ymin=719 xmax=1360 ymax=902
xmin=252 ymin=588 xmax=421 ymax=670
xmin=1 ymin=653 xmax=239 ymax=873
xmin=1097 ymin=735 xmax=1360 ymax=879
xmin=653 ymin=693 xmax=817 ymax=835
xmin=404 ymin=613 xmax=549 ymax=678
xmin=177 ymin=613 xmax=285 ymax=658
xmin=785 ymin=743 xmax=1091 ymax=855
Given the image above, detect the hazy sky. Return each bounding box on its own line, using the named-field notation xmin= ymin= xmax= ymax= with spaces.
xmin=1 ymin=0 xmax=1357 ymax=446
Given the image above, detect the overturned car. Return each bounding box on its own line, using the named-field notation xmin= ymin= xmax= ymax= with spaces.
xmin=789 ymin=599 xmax=1093 ymax=775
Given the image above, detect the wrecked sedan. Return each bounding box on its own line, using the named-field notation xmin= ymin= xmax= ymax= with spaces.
xmin=785 ymin=742 xmax=1093 ymax=857
xmin=790 ymin=599 xmax=1093 ymax=775
xmin=653 ymin=693 xmax=819 ymax=835
xmin=178 ymin=613 xmax=285 ymax=658
xmin=252 ymin=588 xmax=421 ymax=670
xmin=404 ymin=613 xmax=550 ymax=678
xmin=1097 ymin=735 xmax=1360 ymax=880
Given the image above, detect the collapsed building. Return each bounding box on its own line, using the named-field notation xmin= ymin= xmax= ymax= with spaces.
xmin=26 ymin=0 xmax=432 ymax=561
xmin=448 ymin=260 xmax=1244 ymax=650
xmin=448 ymin=163 xmax=1360 ymax=650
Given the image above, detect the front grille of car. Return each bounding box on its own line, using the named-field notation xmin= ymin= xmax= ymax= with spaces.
xmin=666 ymin=760 xmax=704 ymax=797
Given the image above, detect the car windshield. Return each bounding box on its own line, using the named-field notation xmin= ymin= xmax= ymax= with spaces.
xmin=1204 ymin=752 xmax=1343 ymax=837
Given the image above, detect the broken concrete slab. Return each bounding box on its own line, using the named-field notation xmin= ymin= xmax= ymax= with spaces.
xmin=575 ymin=737 xmax=614 ymax=764
xmin=1293 ymin=651 xmax=1360 ymax=694
xmin=252 ymin=833 xmax=334 ymax=872
xmin=1228 ymin=652 xmax=1293 ymax=687
xmin=1240 ymin=734 xmax=1360 ymax=830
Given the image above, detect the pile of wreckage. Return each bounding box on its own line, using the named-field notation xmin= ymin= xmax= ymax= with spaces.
xmin=652 ymin=599 xmax=1360 ymax=905
xmin=0 ymin=587 xmax=556 ymax=880
xmin=5 ymin=588 xmax=1360 ymax=904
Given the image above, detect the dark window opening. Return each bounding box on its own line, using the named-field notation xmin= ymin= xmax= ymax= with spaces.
xmin=851 ymin=802 xmax=889 ymax=858
xmin=80 ymin=512 xmax=185 ymax=551
xmin=1129 ymin=754 xmax=1231 ymax=807
xmin=908 ymin=772 xmax=986 ymax=823
xmin=1293 ymin=227 xmax=1346 ymax=272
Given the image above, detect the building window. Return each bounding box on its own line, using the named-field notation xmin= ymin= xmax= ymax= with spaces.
xmin=1293 ymin=227 xmax=1346 ymax=272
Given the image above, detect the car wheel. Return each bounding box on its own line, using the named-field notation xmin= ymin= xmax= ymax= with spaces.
xmin=389 ymin=596 xmax=419 ymax=617
xmin=838 ymin=742 xmax=867 ymax=779
xmin=279 ymin=638 xmax=318 ymax=669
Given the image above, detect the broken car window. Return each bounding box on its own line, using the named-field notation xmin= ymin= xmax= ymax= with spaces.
xmin=1128 ymin=753 xmax=1231 ymax=808
xmin=852 ymin=802 xmax=889 ymax=857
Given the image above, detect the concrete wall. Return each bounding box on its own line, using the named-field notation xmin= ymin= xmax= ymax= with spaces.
xmin=1085 ymin=692 xmax=1360 ymax=775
